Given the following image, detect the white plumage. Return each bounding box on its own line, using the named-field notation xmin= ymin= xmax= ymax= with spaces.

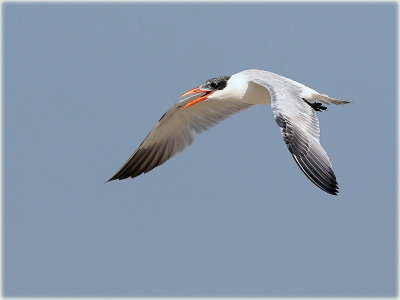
xmin=109 ymin=69 xmax=350 ymax=195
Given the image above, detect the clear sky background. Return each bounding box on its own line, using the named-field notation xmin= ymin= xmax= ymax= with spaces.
xmin=3 ymin=3 xmax=397 ymax=297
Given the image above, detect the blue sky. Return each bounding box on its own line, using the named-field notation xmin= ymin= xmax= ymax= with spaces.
xmin=3 ymin=3 xmax=397 ymax=296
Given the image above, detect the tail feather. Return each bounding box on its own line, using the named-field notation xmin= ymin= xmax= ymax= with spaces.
xmin=317 ymin=94 xmax=352 ymax=105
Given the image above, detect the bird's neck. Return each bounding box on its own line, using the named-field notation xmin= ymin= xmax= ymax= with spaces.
xmin=216 ymin=73 xmax=271 ymax=105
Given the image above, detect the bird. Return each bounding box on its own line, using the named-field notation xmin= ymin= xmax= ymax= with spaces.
xmin=108 ymin=69 xmax=350 ymax=195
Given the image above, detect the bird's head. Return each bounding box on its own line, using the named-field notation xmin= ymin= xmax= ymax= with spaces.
xmin=180 ymin=75 xmax=231 ymax=108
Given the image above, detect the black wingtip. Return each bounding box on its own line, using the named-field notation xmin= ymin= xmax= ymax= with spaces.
xmin=106 ymin=174 xmax=131 ymax=182
xmin=321 ymin=185 xmax=339 ymax=196
xmin=107 ymin=168 xmax=144 ymax=182
xmin=106 ymin=175 xmax=119 ymax=182
xmin=324 ymin=182 xmax=339 ymax=196
xmin=328 ymin=187 xmax=339 ymax=196
xmin=291 ymin=154 xmax=339 ymax=196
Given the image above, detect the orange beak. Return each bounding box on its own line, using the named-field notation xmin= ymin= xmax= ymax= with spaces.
xmin=180 ymin=87 xmax=214 ymax=109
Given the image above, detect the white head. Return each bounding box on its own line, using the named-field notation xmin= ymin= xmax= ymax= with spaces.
xmin=180 ymin=73 xmax=250 ymax=108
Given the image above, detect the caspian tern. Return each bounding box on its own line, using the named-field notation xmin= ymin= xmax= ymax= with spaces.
xmin=109 ymin=69 xmax=350 ymax=195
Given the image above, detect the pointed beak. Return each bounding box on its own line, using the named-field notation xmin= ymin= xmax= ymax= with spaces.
xmin=180 ymin=87 xmax=204 ymax=98
xmin=180 ymin=87 xmax=214 ymax=109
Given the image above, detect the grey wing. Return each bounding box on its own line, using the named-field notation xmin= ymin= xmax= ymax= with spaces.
xmin=250 ymin=75 xmax=339 ymax=195
xmin=274 ymin=110 xmax=339 ymax=195
xmin=109 ymin=95 xmax=253 ymax=181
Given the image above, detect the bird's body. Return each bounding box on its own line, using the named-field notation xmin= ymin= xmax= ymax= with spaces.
xmin=109 ymin=69 xmax=350 ymax=195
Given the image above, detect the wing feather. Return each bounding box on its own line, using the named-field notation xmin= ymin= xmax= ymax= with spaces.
xmin=277 ymin=112 xmax=339 ymax=195
xmin=109 ymin=95 xmax=253 ymax=181
xmin=247 ymin=71 xmax=339 ymax=195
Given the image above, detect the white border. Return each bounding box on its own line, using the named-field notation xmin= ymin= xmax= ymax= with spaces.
xmin=0 ymin=1 xmax=398 ymax=300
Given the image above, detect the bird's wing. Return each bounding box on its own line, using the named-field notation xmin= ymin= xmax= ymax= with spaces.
xmin=249 ymin=74 xmax=339 ymax=195
xmin=109 ymin=94 xmax=253 ymax=181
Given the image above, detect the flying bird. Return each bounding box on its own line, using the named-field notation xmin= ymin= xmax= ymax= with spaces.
xmin=109 ymin=69 xmax=350 ymax=195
